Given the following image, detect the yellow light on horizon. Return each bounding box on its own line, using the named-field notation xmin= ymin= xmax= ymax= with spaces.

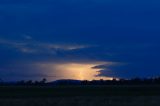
xmin=52 ymin=63 xmax=113 ymax=81
xmin=37 ymin=62 xmax=114 ymax=81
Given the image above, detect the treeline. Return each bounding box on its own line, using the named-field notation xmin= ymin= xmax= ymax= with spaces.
xmin=0 ymin=78 xmax=47 ymax=86
xmin=81 ymin=77 xmax=160 ymax=85
xmin=54 ymin=77 xmax=160 ymax=85
xmin=1 ymin=77 xmax=160 ymax=86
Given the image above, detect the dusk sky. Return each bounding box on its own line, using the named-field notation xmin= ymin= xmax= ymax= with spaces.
xmin=0 ymin=0 xmax=160 ymax=81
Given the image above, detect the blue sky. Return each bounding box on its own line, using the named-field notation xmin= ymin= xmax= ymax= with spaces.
xmin=0 ymin=0 xmax=160 ymax=81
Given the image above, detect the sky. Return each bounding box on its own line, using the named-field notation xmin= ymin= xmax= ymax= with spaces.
xmin=0 ymin=0 xmax=160 ymax=81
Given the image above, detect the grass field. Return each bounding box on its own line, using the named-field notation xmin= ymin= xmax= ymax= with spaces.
xmin=1 ymin=85 xmax=160 ymax=106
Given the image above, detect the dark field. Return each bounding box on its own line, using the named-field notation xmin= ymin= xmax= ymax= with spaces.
xmin=1 ymin=85 xmax=160 ymax=106
xmin=1 ymin=96 xmax=160 ymax=106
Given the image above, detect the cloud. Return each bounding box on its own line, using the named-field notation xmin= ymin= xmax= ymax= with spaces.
xmin=0 ymin=0 xmax=160 ymax=81
xmin=95 ymin=61 xmax=160 ymax=79
xmin=0 ymin=38 xmax=92 ymax=54
xmin=91 ymin=43 xmax=160 ymax=78
xmin=22 ymin=34 xmax=32 ymax=40
xmin=0 ymin=57 xmax=113 ymax=81
xmin=1 ymin=35 xmax=160 ymax=80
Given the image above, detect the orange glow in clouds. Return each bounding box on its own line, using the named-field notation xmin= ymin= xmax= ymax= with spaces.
xmin=54 ymin=63 xmax=113 ymax=80
xmin=38 ymin=62 xmax=114 ymax=81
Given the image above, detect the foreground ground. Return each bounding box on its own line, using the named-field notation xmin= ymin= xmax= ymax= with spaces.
xmin=1 ymin=96 xmax=160 ymax=106
xmin=0 ymin=85 xmax=160 ymax=106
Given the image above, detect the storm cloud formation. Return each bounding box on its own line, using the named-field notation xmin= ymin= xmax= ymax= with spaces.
xmin=0 ymin=0 xmax=160 ymax=81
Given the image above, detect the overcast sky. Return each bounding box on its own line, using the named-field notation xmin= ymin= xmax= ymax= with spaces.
xmin=0 ymin=0 xmax=160 ymax=81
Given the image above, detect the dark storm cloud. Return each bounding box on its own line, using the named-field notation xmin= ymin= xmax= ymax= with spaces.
xmin=0 ymin=0 xmax=160 ymax=81
xmin=93 ymin=44 xmax=160 ymax=78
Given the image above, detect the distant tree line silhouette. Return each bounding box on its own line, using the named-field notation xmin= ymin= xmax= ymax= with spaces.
xmin=81 ymin=77 xmax=160 ymax=85
xmin=53 ymin=77 xmax=160 ymax=85
xmin=0 ymin=78 xmax=47 ymax=86
xmin=16 ymin=78 xmax=47 ymax=85
xmin=1 ymin=77 xmax=160 ymax=86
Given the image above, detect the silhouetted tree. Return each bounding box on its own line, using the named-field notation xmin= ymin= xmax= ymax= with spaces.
xmin=17 ymin=80 xmax=25 ymax=85
xmin=26 ymin=80 xmax=33 ymax=85
xmin=39 ymin=78 xmax=47 ymax=85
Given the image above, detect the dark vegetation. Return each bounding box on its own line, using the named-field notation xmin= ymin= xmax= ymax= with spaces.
xmin=1 ymin=77 xmax=160 ymax=106
xmin=1 ymin=96 xmax=160 ymax=106
xmin=0 ymin=77 xmax=160 ymax=97
xmin=1 ymin=77 xmax=160 ymax=86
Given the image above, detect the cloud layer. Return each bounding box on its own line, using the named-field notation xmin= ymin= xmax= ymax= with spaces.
xmin=0 ymin=0 xmax=160 ymax=81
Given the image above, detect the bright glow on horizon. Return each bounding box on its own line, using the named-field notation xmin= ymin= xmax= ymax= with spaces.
xmin=37 ymin=62 xmax=114 ymax=81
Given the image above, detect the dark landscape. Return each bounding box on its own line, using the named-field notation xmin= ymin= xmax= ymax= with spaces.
xmin=1 ymin=78 xmax=160 ymax=106
xmin=1 ymin=0 xmax=160 ymax=105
